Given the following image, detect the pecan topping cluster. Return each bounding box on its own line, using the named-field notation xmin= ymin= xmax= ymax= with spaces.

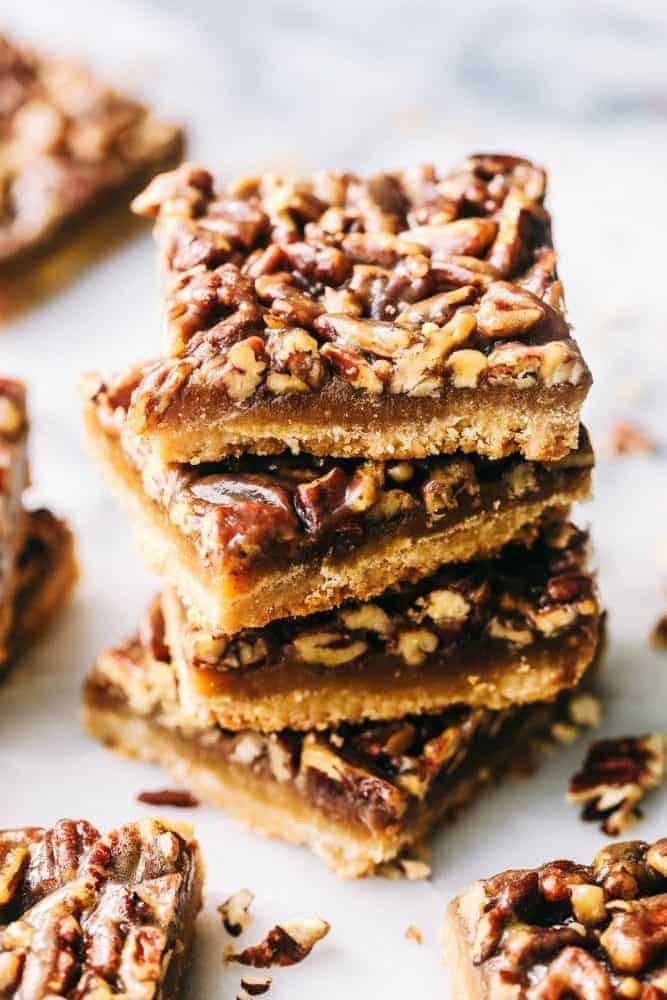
xmin=464 ymin=838 xmax=667 ymax=997
xmin=0 ymin=35 xmax=181 ymax=263
xmin=89 ymin=372 xmax=592 ymax=567
xmin=183 ymin=520 xmax=597 ymax=673
xmin=568 ymin=734 xmax=665 ymax=835
xmin=0 ymin=816 xmax=200 ymax=997
xmin=128 ymin=155 xmax=588 ymax=422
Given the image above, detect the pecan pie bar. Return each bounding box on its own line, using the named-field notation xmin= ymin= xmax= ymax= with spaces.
xmin=159 ymin=519 xmax=601 ymax=731
xmin=443 ymin=838 xmax=667 ymax=999
xmin=0 ymin=34 xmax=183 ymax=311
xmin=0 ymin=816 xmax=202 ymax=996
xmin=83 ymin=615 xmax=598 ymax=878
xmin=127 ymin=154 xmax=591 ymax=464
xmin=0 ymin=379 xmax=29 ymax=665
xmin=83 ymin=370 xmax=592 ymax=634
xmin=8 ymin=507 xmax=78 ymax=659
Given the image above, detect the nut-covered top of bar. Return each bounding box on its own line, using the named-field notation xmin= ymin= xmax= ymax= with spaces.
xmin=87 ymin=367 xmax=593 ymax=572
xmin=452 ymin=838 xmax=667 ymax=998
xmin=129 ymin=154 xmax=588 ymax=421
xmin=176 ymin=519 xmax=598 ymax=673
xmin=0 ymin=35 xmax=182 ymax=265
xmin=0 ymin=816 xmax=200 ymax=996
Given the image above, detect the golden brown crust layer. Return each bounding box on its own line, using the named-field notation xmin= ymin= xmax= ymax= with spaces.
xmin=0 ymin=816 xmax=202 ymax=997
xmin=83 ymin=396 xmax=592 ymax=634
xmin=444 ymin=839 xmax=667 ymax=998
xmin=127 ymin=155 xmax=590 ymax=462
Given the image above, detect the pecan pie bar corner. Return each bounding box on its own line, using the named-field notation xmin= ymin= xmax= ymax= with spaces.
xmin=0 ymin=815 xmax=202 ymax=996
xmin=443 ymin=838 xmax=667 ymax=998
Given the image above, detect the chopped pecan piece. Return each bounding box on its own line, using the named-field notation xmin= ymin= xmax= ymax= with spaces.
xmin=219 ymin=889 xmax=254 ymax=937
xmin=446 ymin=836 xmax=667 ymax=998
xmin=568 ymin=735 xmax=665 ymax=835
xmin=137 ymin=788 xmax=199 ymax=807
xmin=228 ymin=918 xmax=330 ymax=967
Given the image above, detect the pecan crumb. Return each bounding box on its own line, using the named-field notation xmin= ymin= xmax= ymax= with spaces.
xmin=239 ymin=975 xmax=272 ymax=997
xmin=650 ymin=613 xmax=667 ymax=649
xmin=568 ymin=734 xmax=665 ymax=835
xmin=379 ymin=856 xmax=432 ymax=881
xmin=219 ymin=889 xmax=255 ymax=937
xmin=405 ymin=924 xmax=423 ymax=944
xmin=228 ymin=917 xmax=330 ymax=968
xmin=605 ymin=421 xmax=657 ymax=456
xmin=137 ymin=788 xmax=200 ymax=807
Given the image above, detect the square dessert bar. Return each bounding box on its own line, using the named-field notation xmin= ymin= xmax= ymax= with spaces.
xmin=127 ymin=154 xmax=591 ymax=464
xmin=0 ymin=816 xmax=202 ymax=997
xmin=0 ymin=34 xmax=183 ymax=308
xmin=84 ymin=619 xmax=597 ymax=878
xmin=83 ymin=369 xmax=593 ymax=634
xmin=158 ymin=518 xmax=601 ymax=731
xmin=443 ymin=838 xmax=667 ymax=998
xmin=0 ymin=379 xmax=29 ymax=664
xmin=8 ymin=507 xmax=78 ymax=659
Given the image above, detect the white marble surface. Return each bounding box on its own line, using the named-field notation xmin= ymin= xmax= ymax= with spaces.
xmin=1 ymin=0 xmax=667 ymax=995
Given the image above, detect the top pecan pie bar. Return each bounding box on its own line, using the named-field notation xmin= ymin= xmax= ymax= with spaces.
xmin=128 ymin=154 xmax=591 ymax=464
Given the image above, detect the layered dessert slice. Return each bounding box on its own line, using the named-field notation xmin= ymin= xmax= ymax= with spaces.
xmin=8 ymin=507 xmax=78 ymax=659
xmin=0 ymin=379 xmax=29 ymax=665
xmin=127 ymin=154 xmax=591 ymax=465
xmin=83 ymin=369 xmax=593 ymax=633
xmin=83 ymin=605 xmax=601 ymax=879
xmin=0 ymin=34 xmax=183 ymax=311
xmin=443 ymin=838 xmax=667 ymax=999
xmin=158 ymin=519 xmax=601 ymax=731
xmin=0 ymin=816 xmax=202 ymax=997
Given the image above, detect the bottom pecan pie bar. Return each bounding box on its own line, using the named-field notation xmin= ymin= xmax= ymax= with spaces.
xmin=0 ymin=816 xmax=202 ymax=997
xmin=83 ymin=619 xmax=599 ymax=878
xmin=443 ymin=838 xmax=667 ymax=999
xmin=159 ymin=518 xmax=600 ymax=731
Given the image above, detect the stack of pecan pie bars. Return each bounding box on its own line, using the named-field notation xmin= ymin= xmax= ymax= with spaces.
xmin=82 ymin=154 xmax=602 ymax=877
